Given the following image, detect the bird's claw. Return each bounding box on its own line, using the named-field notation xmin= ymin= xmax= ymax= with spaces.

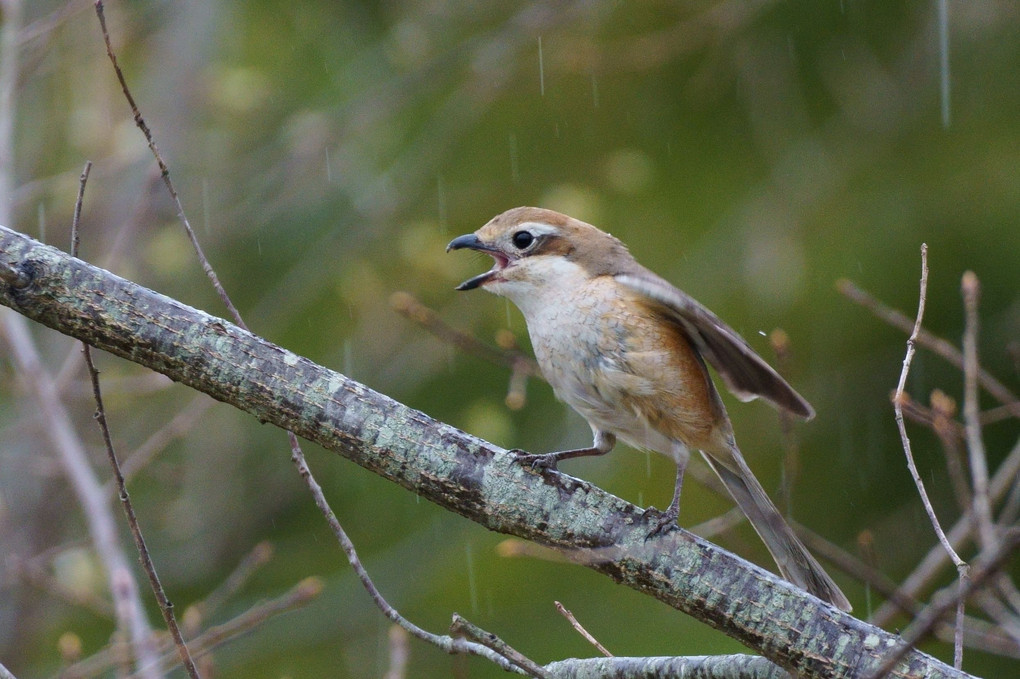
xmin=510 ymin=450 xmax=559 ymax=472
xmin=646 ymin=507 xmax=679 ymax=538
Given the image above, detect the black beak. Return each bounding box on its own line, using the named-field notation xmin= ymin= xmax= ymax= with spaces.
xmin=447 ymin=233 xmax=504 ymax=291
xmin=446 ymin=234 xmax=483 ymax=253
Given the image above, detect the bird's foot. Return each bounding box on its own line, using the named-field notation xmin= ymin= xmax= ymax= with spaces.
xmin=510 ymin=449 xmax=559 ymax=472
xmin=646 ymin=495 xmax=681 ymax=538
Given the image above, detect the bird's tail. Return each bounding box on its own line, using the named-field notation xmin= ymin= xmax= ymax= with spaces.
xmin=701 ymin=451 xmax=852 ymax=612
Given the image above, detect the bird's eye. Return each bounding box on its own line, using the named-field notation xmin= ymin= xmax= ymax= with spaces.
xmin=511 ymin=230 xmax=535 ymax=249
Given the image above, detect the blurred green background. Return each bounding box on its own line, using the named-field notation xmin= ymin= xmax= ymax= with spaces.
xmin=1 ymin=0 xmax=1017 ymax=676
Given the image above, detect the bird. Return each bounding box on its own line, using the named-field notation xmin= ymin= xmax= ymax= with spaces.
xmin=446 ymin=206 xmax=851 ymax=611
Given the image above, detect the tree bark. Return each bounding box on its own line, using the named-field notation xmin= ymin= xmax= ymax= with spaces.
xmin=0 ymin=224 xmax=970 ymax=679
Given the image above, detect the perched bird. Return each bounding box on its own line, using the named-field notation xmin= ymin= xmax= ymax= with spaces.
xmin=447 ymin=206 xmax=851 ymax=611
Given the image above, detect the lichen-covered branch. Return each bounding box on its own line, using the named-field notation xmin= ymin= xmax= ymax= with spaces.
xmin=0 ymin=224 xmax=971 ymax=679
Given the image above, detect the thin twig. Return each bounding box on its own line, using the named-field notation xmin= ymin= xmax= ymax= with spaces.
xmin=867 ymin=529 xmax=1020 ymax=679
xmin=1 ymin=68 xmax=160 ymax=670
xmin=961 ymin=271 xmax=995 ymax=550
xmin=837 ymin=278 xmax=1017 ymax=405
xmin=795 ymin=526 xmax=1019 ymax=657
xmin=995 ymin=576 xmax=1020 ymax=623
xmin=929 ymin=390 xmax=972 ymax=512
xmin=82 ymin=345 xmax=201 ymax=679
xmin=973 ymin=584 xmax=1020 ymax=647
xmin=890 ymin=245 xmax=968 ymax=669
xmin=450 ymin=614 xmax=550 ymax=678
xmin=151 ymin=577 xmax=321 ymax=676
xmin=892 ymin=389 xmax=971 ymax=511
xmin=0 ymin=0 xmax=22 ymax=229
xmin=92 ymin=6 xmax=511 ymax=673
xmin=70 ymin=161 xmax=92 ymax=256
xmin=797 ymin=524 xmax=917 ymax=616
xmin=73 ymin=164 xmax=201 ymax=679
xmin=391 ymin=290 xmax=541 ymax=376
xmin=554 ymin=601 xmax=612 ymax=657
xmin=871 ymin=435 xmax=1020 ymax=626
xmin=999 ymin=475 xmax=1020 ymax=528
xmin=769 ymin=328 xmax=802 ymax=518
xmin=115 ymin=395 xmax=214 ymax=487
xmin=688 ymin=506 xmax=748 ymax=539
xmin=8 ymin=556 xmax=114 ymax=617
xmin=93 ymin=0 xmax=245 ymax=330
xmin=892 ymin=245 xmax=965 ymax=569
xmin=979 ymin=401 xmax=1020 ymax=425
xmin=286 ymin=434 xmax=529 ymax=674
xmin=959 ymin=270 xmax=995 ymax=668
xmin=65 ymin=577 xmax=323 ymax=679
xmin=189 ymin=541 xmax=274 ymax=625
xmin=0 ymin=313 xmax=163 ymax=679
xmin=384 ymin=625 xmax=410 ymax=679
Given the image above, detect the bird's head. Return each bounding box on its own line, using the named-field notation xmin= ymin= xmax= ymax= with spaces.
xmin=446 ymin=207 xmax=636 ymax=308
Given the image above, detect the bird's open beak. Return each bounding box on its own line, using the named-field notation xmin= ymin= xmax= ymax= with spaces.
xmin=447 ymin=234 xmax=508 ymax=291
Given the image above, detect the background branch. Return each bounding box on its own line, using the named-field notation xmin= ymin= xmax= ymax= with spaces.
xmin=0 ymin=308 xmax=162 ymax=678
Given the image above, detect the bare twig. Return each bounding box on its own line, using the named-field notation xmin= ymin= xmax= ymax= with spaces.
xmin=929 ymin=390 xmax=972 ymax=512
xmin=893 ymin=245 xmax=965 ymax=569
xmin=979 ymin=401 xmax=1020 ymax=425
xmin=392 ymin=291 xmax=540 ymax=409
xmin=69 ymin=162 xmax=91 ymax=256
xmin=961 ymin=271 xmax=995 ymax=549
xmin=156 ymin=577 xmax=319 ymax=675
xmin=189 ymin=541 xmax=274 ymax=626
xmin=0 ymin=9 xmax=161 ymax=669
xmin=70 ymin=161 xmax=92 ymax=256
xmin=867 ymin=529 xmax=1020 ymax=679
xmin=93 ymin=0 xmax=245 ymax=330
xmin=837 ymin=278 xmax=1017 ymax=405
xmin=0 ymin=316 xmax=162 ymax=679
xmin=554 ymin=601 xmax=612 ymax=657
xmin=115 ymin=395 xmax=214 ymax=486
xmin=8 ymin=556 xmax=114 ymax=617
xmin=799 ymin=524 xmax=916 ymax=615
xmin=890 ymin=245 xmax=968 ymax=668
xmin=892 ymin=389 xmax=971 ymax=511
xmin=82 ymin=343 xmax=201 ymax=679
xmin=791 ymin=528 xmax=1019 ymax=658
xmin=73 ymin=160 xmax=201 ymax=679
xmin=872 ymin=436 xmax=1020 ymax=627
xmin=92 ymin=6 xmax=515 ymax=673
xmin=287 ymin=435 xmax=529 ymax=674
xmin=1000 ymin=475 xmax=1020 ymax=528
xmin=0 ymin=0 xmax=22 ymax=229
xmin=770 ymin=329 xmax=802 ymax=518
xmin=66 ymin=577 xmax=324 ymax=679
xmin=449 ymin=614 xmax=549 ymax=678
xmin=384 ymin=625 xmax=411 ymax=679
xmin=688 ymin=506 xmax=748 ymax=539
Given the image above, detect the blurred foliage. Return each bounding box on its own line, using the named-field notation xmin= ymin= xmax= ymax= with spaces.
xmin=1 ymin=0 xmax=1018 ymax=677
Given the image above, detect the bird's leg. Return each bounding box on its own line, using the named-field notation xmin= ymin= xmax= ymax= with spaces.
xmin=514 ymin=431 xmax=616 ymax=472
xmin=649 ymin=446 xmax=690 ymax=535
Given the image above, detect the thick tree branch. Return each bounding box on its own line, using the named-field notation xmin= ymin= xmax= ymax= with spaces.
xmin=0 ymin=224 xmax=973 ymax=679
xmin=544 ymin=654 xmax=785 ymax=678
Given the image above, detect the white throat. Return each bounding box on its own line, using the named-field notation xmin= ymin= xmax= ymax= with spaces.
xmin=485 ymin=255 xmax=590 ymax=320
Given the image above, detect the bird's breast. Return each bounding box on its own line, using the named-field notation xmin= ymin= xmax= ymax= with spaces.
xmin=522 ymin=276 xmax=724 ymax=453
